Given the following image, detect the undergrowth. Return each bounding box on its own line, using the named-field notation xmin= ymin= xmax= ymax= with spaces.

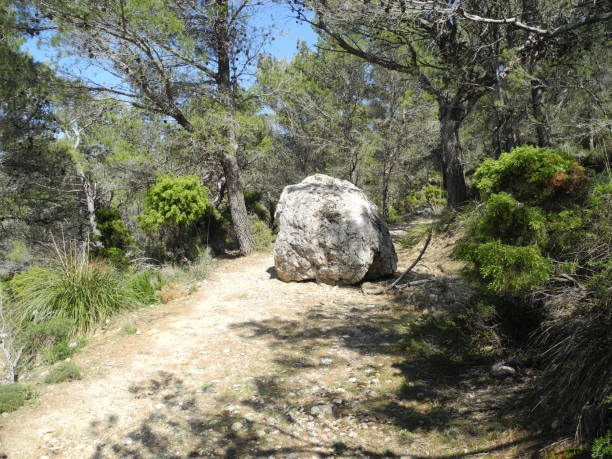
xmin=156 ymin=246 xmax=214 ymax=284
xmin=22 ymin=318 xmax=85 ymax=365
xmin=44 ymin=361 xmax=82 ymax=384
xmin=250 ymin=215 xmax=275 ymax=251
xmin=0 ymin=383 xmax=35 ymax=413
xmin=399 ymin=222 xmax=431 ymax=249
xmin=398 ymin=303 xmax=501 ymax=363
xmin=450 ymin=145 xmax=611 ymax=445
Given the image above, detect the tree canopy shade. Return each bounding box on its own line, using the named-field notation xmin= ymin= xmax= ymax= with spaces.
xmin=33 ymin=0 xmax=265 ymax=254
xmin=292 ymin=0 xmax=612 ymax=206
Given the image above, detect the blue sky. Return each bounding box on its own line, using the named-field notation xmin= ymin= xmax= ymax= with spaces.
xmin=21 ymin=3 xmax=318 ymax=88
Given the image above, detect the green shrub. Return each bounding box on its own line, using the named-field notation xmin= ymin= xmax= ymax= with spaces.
xmin=385 ymin=205 xmax=402 ymax=223
xmin=401 ymin=193 xmax=421 ymax=214
xmin=250 ymin=216 xmax=275 ymax=251
xmin=139 ymin=175 xmax=216 ymax=232
xmin=592 ymin=398 xmax=612 ymax=459
xmin=7 ymin=246 xmax=135 ymax=333
xmin=92 ymin=207 xmax=135 ymax=266
xmin=458 ymin=241 xmax=552 ymax=294
xmin=44 ymin=361 xmax=82 ymax=384
xmin=95 ymin=207 xmax=134 ymax=250
xmin=422 ymin=184 xmax=447 ymax=209
xmin=7 ymin=240 xmax=31 ymax=263
xmin=457 ymin=146 xmax=589 ymax=294
xmin=93 ymin=246 xmax=129 ymax=267
xmin=454 ymin=146 xmax=610 ymax=444
xmin=586 ymin=181 xmax=612 ymax=240
xmin=590 ymin=181 xmax=612 ymax=214
xmin=472 ymin=192 xmax=547 ymax=246
xmin=592 ymin=432 xmax=612 ymax=459
xmin=474 ymin=145 xmax=586 ymax=204
xmin=22 ymin=318 xmax=71 ymax=361
xmin=0 ymin=383 xmax=35 ymax=413
xmin=544 ymin=209 xmax=584 ymax=252
xmin=188 ymin=246 xmax=214 ymax=279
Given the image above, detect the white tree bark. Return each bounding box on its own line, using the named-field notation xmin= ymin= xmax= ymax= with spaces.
xmin=0 ymin=290 xmax=24 ymax=384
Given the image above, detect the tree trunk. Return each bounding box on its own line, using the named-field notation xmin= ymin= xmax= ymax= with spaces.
xmin=76 ymin=166 xmax=103 ymax=248
xmin=530 ymin=78 xmax=551 ymax=147
xmin=438 ymin=103 xmax=468 ymax=207
xmin=380 ymin=147 xmax=394 ymax=219
xmin=222 ymin=138 xmax=255 ymax=255
xmin=521 ymin=0 xmax=551 ymax=147
xmin=381 ymin=177 xmax=390 ymax=219
xmin=348 ymin=150 xmax=359 ymax=186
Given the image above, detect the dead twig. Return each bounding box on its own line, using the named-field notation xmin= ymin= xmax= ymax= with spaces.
xmin=362 ymin=229 xmax=433 ymax=295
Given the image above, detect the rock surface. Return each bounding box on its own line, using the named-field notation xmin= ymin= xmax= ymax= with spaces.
xmin=490 ymin=362 xmax=517 ymax=377
xmin=273 ymin=174 xmax=397 ymax=284
xmin=310 ymin=403 xmax=334 ymax=418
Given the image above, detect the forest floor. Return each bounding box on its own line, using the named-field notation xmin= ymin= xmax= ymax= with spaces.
xmin=0 ymin=225 xmax=540 ymax=458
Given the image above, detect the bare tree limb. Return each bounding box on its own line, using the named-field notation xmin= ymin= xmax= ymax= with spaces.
xmin=362 ymin=229 xmax=433 ymax=295
xmin=462 ymin=11 xmax=612 ymax=38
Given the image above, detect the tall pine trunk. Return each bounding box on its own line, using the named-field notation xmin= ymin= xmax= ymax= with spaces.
xmin=438 ymin=102 xmax=468 ymax=207
xmin=222 ymin=125 xmax=255 ymax=255
xmin=214 ymin=0 xmax=254 ymax=255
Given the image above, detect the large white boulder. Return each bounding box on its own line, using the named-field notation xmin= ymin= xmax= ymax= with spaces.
xmin=273 ymin=174 xmax=397 ymax=284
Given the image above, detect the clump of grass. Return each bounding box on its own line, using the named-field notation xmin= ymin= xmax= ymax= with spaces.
xmin=124 ymin=269 xmax=163 ymax=305
xmin=7 ymin=241 xmax=136 ymax=334
xmin=120 ymin=323 xmax=138 ymax=335
xmin=44 ymin=361 xmax=82 ymax=384
xmin=0 ymin=383 xmax=35 ymax=413
xmin=187 ymin=246 xmax=214 ymax=280
xmin=158 ymin=246 xmax=214 ymax=285
xmin=201 ymin=381 xmax=214 ymax=392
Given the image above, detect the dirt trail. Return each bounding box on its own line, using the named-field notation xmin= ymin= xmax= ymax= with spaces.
xmin=1 ymin=241 xmax=531 ymax=458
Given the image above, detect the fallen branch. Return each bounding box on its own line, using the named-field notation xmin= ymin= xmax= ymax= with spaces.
xmin=362 ymin=230 xmax=433 ymax=295
xmin=396 ymin=275 xmax=459 ymax=289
